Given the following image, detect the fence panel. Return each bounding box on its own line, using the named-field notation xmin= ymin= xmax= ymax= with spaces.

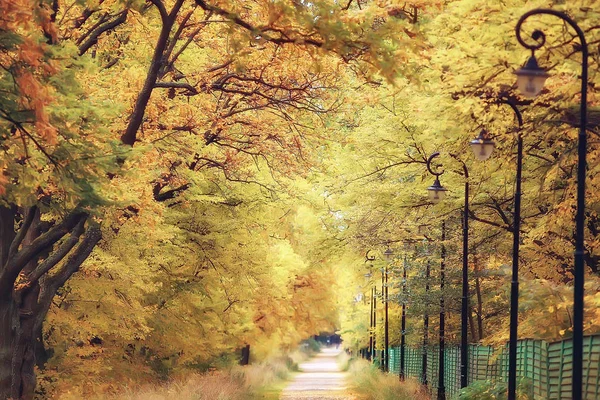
xmin=375 ymin=333 xmax=600 ymax=399
xmin=467 ymin=345 xmax=494 ymax=384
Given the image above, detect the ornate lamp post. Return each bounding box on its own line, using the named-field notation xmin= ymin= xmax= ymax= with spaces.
xmin=514 ymin=10 xmax=588 ymax=400
xmin=427 ymin=152 xmax=470 ymax=389
xmin=426 ymin=155 xmax=449 ymax=399
xmin=470 ymin=101 xmax=523 ymax=400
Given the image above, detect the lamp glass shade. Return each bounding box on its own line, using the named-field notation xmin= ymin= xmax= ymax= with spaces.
xmin=383 ymin=248 xmax=394 ymax=261
xmin=514 ymin=56 xmax=549 ymax=98
xmin=427 ymin=178 xmax=447 ymax=204
xmin=470 ymin=130 xmax=495 ymax=161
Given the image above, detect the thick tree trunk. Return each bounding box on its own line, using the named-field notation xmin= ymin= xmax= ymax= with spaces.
xmin=0 ymin=206 xmax=17 ymax=399
xmin=0 ymin=297 xmax=18 ymax=400
xmin=0 ymin=204 xmax=101 ymax=399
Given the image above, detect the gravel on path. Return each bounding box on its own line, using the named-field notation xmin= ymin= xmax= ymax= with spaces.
xmin=280 ymin=348 xmax=356 ymax=400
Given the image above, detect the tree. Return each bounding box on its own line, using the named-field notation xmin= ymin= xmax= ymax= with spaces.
xmin=1 ymin=0 xmax=430 ymax=397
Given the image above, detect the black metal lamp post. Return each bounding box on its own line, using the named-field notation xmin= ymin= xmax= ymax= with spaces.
xmin=373 ymin=285 xmax=378 ymax=365
xmin=470 ymin=102 xmax=523 ymax=400
xmin=365 ymin=251 xmax=376 ymax=362
xmin=427 ymin=152 xmax=470 ymax=389
xmin=383 ymin=247 xmax=394 ymax=373
xmin=438 ymin=221 xmax=446 ymax=400
xmin=380 ymin=266 xmax=386 ymax=371
xmin=422 ymin=258 xmax=430 ymax=386
xmin=400 ymin=253 xmax=407 ymax=381
xmin=514 ymin=10 xmax=588 ymax=400
xmin=418 ymin=226 xmax=431 ymax=386
xmin=369 ymin=286 xmax=374 ymax=360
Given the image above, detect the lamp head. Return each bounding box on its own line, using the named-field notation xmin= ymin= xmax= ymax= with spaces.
xmin=383 ymin=247 xmax=394 ymax=261
xmin=470 ymin=129 xmax=495 ymax=161
xmin=514 ymin=55 xmax=549 ymax=98
xmin=427 ymin=177 xmax=447 ymax=204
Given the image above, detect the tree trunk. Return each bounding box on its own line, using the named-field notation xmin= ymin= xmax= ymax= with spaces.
xmin=468 ymin=303 xmax=477 ymax=342
xmin=0 ymin=297 xmax=19 ymax=400
xmin=240 ymin=344 xmax=250 ymax=365
xmin=0 ymin=205 xmax=17 ymax=399
xmin=0 ymin=204 xmax=101 ymax=400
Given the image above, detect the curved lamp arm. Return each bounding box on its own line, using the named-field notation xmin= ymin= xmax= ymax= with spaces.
xmin=516 ymin=9 xmax=587 ymax=57
xmin=426 ymin=152 xmax=444 ymax=177
xmin=365 ymin=250 xmax=376 ymax=262
xmin=500 ymin=100 xmax=523 ymax=129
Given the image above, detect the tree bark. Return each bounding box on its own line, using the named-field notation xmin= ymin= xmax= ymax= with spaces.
xmin=0 ymin=297 xmax=18 ymax=400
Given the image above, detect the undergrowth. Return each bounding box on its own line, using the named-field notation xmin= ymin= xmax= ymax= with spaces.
xmin=349 ymin=359 xmax=430 ymax=400
xmin=67 ymin=356 xmax=296 ymax=400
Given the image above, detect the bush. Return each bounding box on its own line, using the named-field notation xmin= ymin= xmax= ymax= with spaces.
xmin=349 ymin=359 xmax=430 ymax=400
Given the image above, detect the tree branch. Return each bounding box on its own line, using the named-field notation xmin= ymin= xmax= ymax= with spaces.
xmin=22 ymin=218 xmax=87 ymax=288
xmin=194 ymin=0 xmax=324 ymax=47
xmin=78 ymin=10 xmax=129 ymax=56
xmin=34 ymin=226 xmax=102 ymax=335
xmin=7 ymin=206 xmax=37 ymax=261
xmin=154 ymin=81 xmax=198 ymax=95
xmin=0 ymin=211 xmax=87 ymax=297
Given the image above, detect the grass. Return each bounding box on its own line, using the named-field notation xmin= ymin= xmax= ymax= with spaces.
xmin=349 ymin=359 xmax=430 ymax=400
xmin=87 ymin=357 xmax=297 ymax=400
xmin=336 ymin=350 xmax=352 ymax=372
xmin=48 ymin=344 xmax=320 ymax=399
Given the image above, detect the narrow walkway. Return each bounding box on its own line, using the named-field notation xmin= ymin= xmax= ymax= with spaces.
xmin=281 ymin=347 xmax=355 ymax=400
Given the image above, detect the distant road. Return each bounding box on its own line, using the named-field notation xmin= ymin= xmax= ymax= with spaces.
xmin=280 ymin=347 xmax=356 ymax=399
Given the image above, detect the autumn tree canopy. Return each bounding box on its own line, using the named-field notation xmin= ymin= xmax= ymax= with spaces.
xmin=1 ymin=0 xmax=600 ymax=398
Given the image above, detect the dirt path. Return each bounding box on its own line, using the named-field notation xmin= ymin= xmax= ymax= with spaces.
xmin=280 ymin=348 xmax=355 ymax=400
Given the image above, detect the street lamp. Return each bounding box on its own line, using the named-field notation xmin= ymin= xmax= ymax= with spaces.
xmin=514 ymin=56 xmax=549 ymax=98
xmin=426 ymin=152 xmax=470 ymax=390
xmin=471 ymin=100 xmax=523 ymax=400
xmin=469 ymin=129 xmax=495 ymax=162
xmin=382 ymin=247 xmax=394 ymax=373
xmin=515 ymin=10 xmax=588 ymax=400
xmin=426 ymin=179 xmax=447 ymax=204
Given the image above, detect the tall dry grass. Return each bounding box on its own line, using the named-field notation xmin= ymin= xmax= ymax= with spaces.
xmin=349 ymin=359 xmax=430 ymax=400
xmin=86 ymin=357 xmax=293 ymax=400
xmin=108 ymin=372 xmax=248 ymax=400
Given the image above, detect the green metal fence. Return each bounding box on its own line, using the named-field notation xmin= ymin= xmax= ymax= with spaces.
xmin=387 ymin=334 xmax=600 ymax=399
